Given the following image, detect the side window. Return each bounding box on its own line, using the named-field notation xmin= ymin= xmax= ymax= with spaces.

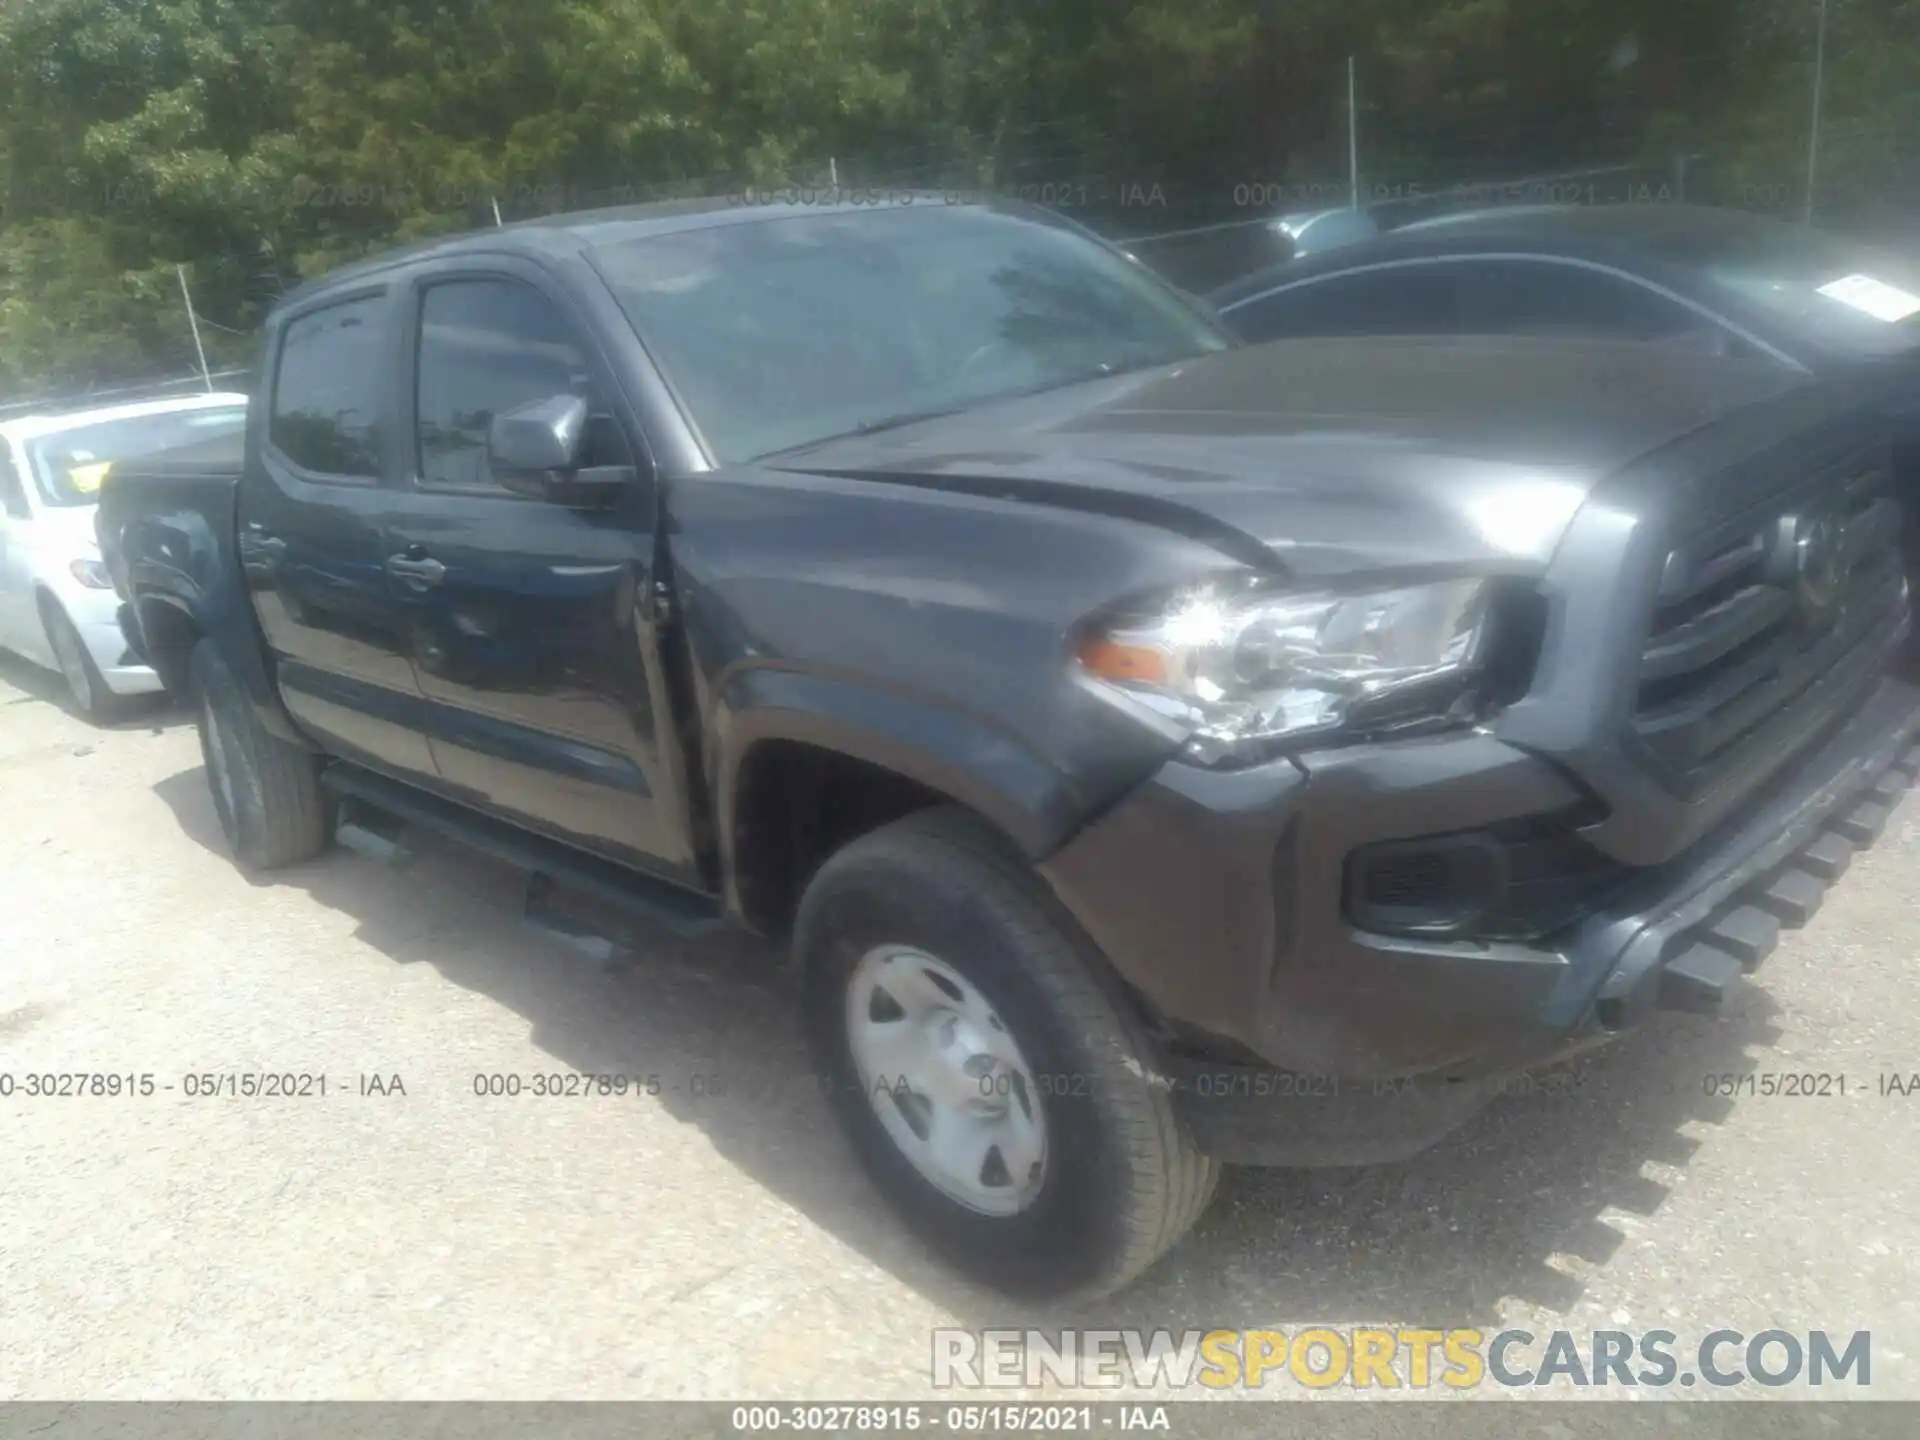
xmin=414 ymin=279 xmax=631 ymax=492
xmin=0 ymin=445 xmax=28 ymax=518
xmin=1451 ymin=260 xmax=1742 ymax=351
xmin=270 ymin=295 xmax=385 ymax=479
xmin=1225 ymin=268 xmax=1460 ymax=342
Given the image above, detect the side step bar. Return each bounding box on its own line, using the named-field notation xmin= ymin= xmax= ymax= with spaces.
xmin=334 ymin=797 xmax=418 ymax=867
xmin=319 ymin=764 xmax=726 ymax=952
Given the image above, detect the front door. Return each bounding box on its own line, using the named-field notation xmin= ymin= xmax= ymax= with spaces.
xmin=383 ymin=266 xmax=693 ymax=879
xmin=0 ymin=441 xmax=39 ymax=658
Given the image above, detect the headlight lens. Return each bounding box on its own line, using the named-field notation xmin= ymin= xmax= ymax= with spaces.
xmin=1076 ymin=575 xmax=1494 ymax=762
xmin=69 ymin=558 xmax=113 ymax=589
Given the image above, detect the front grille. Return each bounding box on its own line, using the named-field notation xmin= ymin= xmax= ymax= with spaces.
xmin=1630 ymin=461 xmax=1907 ymax=798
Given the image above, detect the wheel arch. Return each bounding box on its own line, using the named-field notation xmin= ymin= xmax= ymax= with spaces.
xmin=134 ymin=593 xmax=205 ymax=697
xmin=712 ymin=667 xmax=1093 ymax=936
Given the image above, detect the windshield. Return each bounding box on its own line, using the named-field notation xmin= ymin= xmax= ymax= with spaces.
xmin=592 ymin=204 xmax=1230 ymax=462
xmin=25 ymin=405 xmax=248 ymax=507
xmin=1637 ymin=211 xmax=1920 ymax=358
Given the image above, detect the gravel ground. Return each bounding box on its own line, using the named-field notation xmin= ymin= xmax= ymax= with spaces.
xmin=3 ymin=651 xmax=1919 ymax=1410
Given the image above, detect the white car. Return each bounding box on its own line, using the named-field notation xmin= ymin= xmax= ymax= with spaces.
xmin=0 ymin=392 xmax=248 ymax=718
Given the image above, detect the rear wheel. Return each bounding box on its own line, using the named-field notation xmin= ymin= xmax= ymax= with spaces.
xmin=798 ymin=807 xmax=1218 ymax=1301
xmin=189 ymin=638 xmax=331 ymax=869
xmin=40 ymin=599 xmax=120 ymax=722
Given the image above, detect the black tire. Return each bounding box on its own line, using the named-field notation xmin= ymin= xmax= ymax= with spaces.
xmin=39 ymin=598 xmax=122 ymax=723
xmin=797 ymin=806 xmax=1218 ymax=1301
xmin=189 ymin=637 xmax=331 ymax=869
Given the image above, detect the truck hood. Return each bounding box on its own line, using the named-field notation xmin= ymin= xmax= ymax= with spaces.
xmin=768 ymin=336 xmax=1809 ymax=578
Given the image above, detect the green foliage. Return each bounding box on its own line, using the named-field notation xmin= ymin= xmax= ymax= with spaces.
xmin=1 ymin=0 xmax=1916 ymax=394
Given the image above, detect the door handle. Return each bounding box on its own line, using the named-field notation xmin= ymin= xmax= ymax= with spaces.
xmin=237 ymin=527 xmax=286 ymax=571
xmin=387 ymin=552 xmax=447 ymax=586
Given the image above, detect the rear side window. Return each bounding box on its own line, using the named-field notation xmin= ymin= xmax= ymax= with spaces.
xmin=1225 ymin=267 xmax=1460 ymax=341
xmin=413 ymin=278 xmax=628 ymax=491
xmin=270 ymin=296 xmax=384 ymax=478
xmin=1451 ymin=260 xmax=1715 ymax=342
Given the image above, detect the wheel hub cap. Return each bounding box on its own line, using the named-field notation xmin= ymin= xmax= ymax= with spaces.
xmin=844 ymin=945 xmax=1048 ymax=1216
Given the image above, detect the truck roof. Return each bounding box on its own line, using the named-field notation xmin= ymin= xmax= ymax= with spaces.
xmin=0 ymin=391 xmax=249 ymax=446
xmin=276 ymin=193 xmax=1008 ymax=309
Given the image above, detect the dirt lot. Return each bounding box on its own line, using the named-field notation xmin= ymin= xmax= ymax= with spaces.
xmin=3 ymin=651 xmax=1919 ymax=1406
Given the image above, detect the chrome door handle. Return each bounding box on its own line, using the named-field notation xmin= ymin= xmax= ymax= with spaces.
xmin=387 ymin=553 xmax=447 ymax=586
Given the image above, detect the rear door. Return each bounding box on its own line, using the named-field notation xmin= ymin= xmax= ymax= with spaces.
xmin=381 ymin=261 xmax=695 ymax=879
xmin=245 ymin=287 xmax=438 ymax=779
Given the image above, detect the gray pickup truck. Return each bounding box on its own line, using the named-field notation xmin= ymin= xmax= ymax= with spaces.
xmin=97 ymin=195 xmax=1920 ymax=1300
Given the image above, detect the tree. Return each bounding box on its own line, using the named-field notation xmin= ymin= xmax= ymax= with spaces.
xmin=2 ymin=0 xmax=1916 ymax=393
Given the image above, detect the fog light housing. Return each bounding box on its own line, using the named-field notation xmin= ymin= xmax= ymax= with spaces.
xmin=1346 ymin=834 xmax=1509 ymax=937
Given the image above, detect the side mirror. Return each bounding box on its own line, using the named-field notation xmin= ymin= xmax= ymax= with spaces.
xmin=488 ymin=394 xmax=587 ymax=495
xmin=485 ymin=394 xmax=636 ymax=504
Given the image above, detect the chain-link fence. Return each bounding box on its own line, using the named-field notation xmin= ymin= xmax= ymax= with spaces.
xmin=9 ymin=20 xmax=1918 ymax=398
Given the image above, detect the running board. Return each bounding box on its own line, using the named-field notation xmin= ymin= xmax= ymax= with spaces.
xmin=333 ymin=797 xmax=418 ymax=867
xmin=319 ymin=763 xmax=726 ymax=946
xmin=522 ymin=873 xmax=643 ymax=972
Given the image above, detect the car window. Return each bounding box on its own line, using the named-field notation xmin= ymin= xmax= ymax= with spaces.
xmin=1450 ymin=259 xmax=1741 ymax=352
xmin=414 ymin=279 xmax=630 ymax=492
xmin=1223 ymin=267 xmax=1461 ymax=342
xmin=23 ymin=406 xmax=249 ymax=507
xmin=270 ymin=295 xmax=384 ymax=479
xmin=592 ymin=204 xmax=1229 ymax=462
xmin=1609 ymin=209 xmax=1920 ymax=359
xmin=0 ymin=445 xmax=28 ymax=518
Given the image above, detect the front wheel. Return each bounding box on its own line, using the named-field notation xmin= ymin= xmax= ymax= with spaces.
xmin=41 ymin=599 xmax=120 ymax=722
xmin=797 ymin=807 xmax=1218 ymax=1301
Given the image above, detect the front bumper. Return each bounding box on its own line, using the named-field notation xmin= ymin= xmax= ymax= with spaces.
xmin=1040 ymin=675 xmax=1920 ymax=1165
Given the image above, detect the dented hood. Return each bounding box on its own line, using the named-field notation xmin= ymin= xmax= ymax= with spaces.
xmin=768 ymin=335 xmax=1816 ymax=579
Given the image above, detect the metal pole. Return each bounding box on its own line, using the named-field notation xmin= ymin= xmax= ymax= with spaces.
xmin=490 ymin=195 xmax=504 ymax=227
xmin=175 ymin=264 xmax=213 ymax=393
xmin=1805 ymin=0 xmax=1829 ymax=224
xmin=1347 ymin=56 xmax=1360 ymax=209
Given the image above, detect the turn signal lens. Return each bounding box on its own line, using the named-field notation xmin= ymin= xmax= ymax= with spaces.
xmin=1075 ymin=636 xmax=1170 ymax=686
